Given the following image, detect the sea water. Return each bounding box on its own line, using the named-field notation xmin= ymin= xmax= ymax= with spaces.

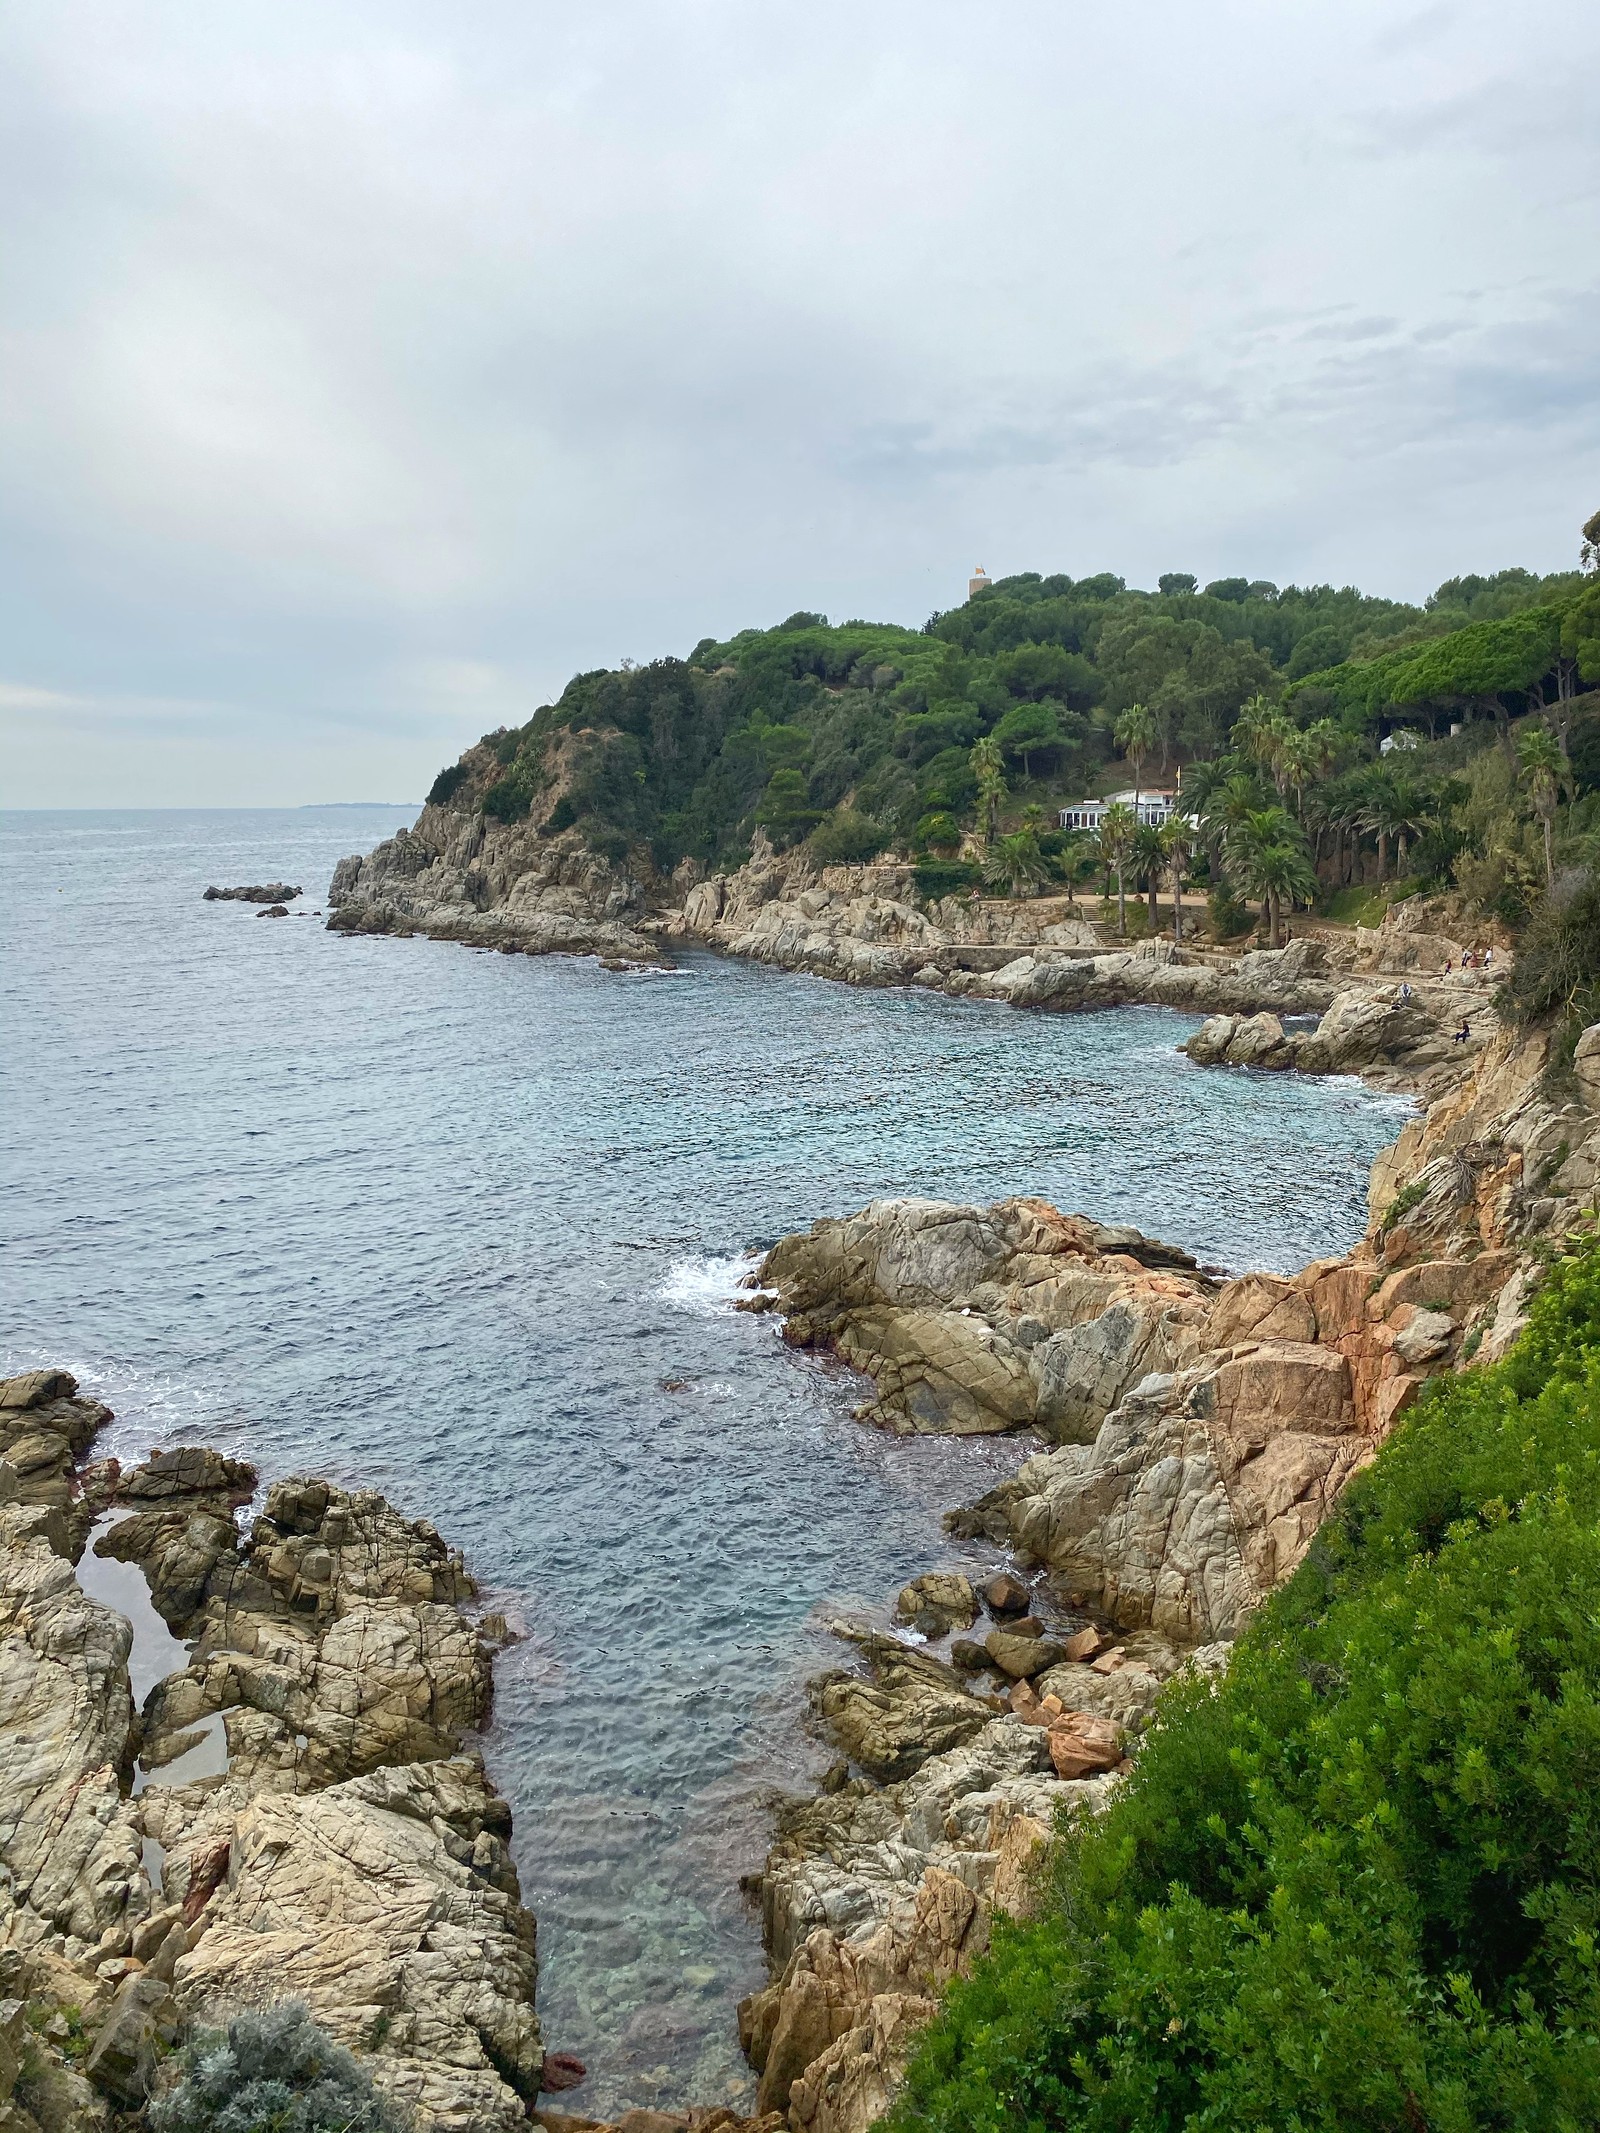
xmin=0 ymin=809 xmax=1410 ymax=2113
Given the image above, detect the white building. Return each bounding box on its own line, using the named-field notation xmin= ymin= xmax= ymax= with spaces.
xmin=1058 ymin=788 xmax=1178 ymax=832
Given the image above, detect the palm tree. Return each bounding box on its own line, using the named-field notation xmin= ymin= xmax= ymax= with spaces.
xmin=1201 ymin=772 xmax=1269 ymax=874
xmin=1233 ymin=695 xmax=1296 ymax=797
xmin=1517 ymin=724 xmax=1563 ymax=891
xmin=1227 ymin=816 xmax=1318 ymax=948
xmin=1357 ymin=769 xmax=1437 ymax=884
xmin=1161 ymin=812 xmax=1196 ymax=946
xmin=1225 ymin=804 xmax=1313 ymax=947
xmin=1097 ymin=802 xmax=1138 ymax=937
xmin=1054 ymin=827 xmax=1091 ymax=908
xmin=969 ymin=734 xmax=1006 ymax=847
xmin=1132 ymin=822 xmax=1165 ymax=931
xmin=1114 ymin=704 xmax=1158 ymax=815
xmin=982 ymin=831 xmax=1049 ymax=900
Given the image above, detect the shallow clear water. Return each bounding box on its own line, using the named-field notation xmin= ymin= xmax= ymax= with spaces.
xmin=0 ymin=809 xmax=1409 ymax=2114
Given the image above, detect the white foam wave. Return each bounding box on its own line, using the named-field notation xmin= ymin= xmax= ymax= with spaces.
xmin=659 ymin=1251 xmax=768 ymax=1314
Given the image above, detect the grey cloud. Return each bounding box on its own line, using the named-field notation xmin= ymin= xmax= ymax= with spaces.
xmin=2 ymin=0 xmax=1598 ymax=804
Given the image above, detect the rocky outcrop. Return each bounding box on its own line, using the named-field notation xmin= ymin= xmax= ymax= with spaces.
xmin=1 ymin=1371 xmax=115 ymax=1561
xmin=203 ymin=883 xmax=302 ymax=903
xmin=766 ymin=1021 xmax=1600 ymax=1665
xmin=1185 ymin=979 xmax=1502 ymax=1088
xmin=734 ymin=1607 xmax=1203 ymax=2133
xmin=329 ymin=798 xmax=660 ymax=962
xmin=758 ymin=1196 xmax=1214 ymax=1441
xmin=740 ymin=1713 xmax=1103 ymax=2131
xmin=0 ymin=1371 xmax=546 ymax=2132
xmin=661 ymin=847 xmax=1344 ymax=1017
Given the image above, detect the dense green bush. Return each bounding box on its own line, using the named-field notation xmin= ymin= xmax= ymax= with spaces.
xmin=425 ymin=762 xmax=469 ymax=807
xmin=482 ymin=767 xmax=535 ymax=822
xmin=888 ymin=1235 xmax=1600 ymax=2133
xmin=809 ymin=808 xmax=890 ymax=864
xmin=913 ymin=859 xmax=981 ymax=901
xmin=152 ymin=2004 xmax=407 ymax=2133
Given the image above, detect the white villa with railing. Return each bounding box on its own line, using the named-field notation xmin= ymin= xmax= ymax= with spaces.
xmin=1058 ymin=788 xmax=1179 ymax=832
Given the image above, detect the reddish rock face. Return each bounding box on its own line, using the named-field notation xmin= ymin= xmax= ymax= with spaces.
xmin=1045 ymin=1712 xmax=1124 ymax=1781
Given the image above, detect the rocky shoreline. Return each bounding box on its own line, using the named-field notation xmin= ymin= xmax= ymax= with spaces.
xmin=326 ymin=808 xmax=1508 ymax=1093
xmin=715 ymin=1008 xmax=1600 ymax=2128
xmin=10 ymin=801 xmax=1596 ymax=2133
xmin=0 ymin=1377 xmax=555 ymax=2132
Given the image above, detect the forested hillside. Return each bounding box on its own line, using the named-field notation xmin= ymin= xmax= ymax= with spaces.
xmin=424 ymin=512 xmax=1600 ymax=942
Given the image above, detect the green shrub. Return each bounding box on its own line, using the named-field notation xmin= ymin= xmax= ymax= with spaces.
xmin=425 ymin=762 xmax=469 ymax=807
xmin=1496 ymin=863 xmax=1600 ymax=1029
xmin=1206 ymin=883 xmax=1251 ymax=940
xmin=542 ymin=794 xmax=577 ymax=836
xmin=914 ymin=811 xmax=963 ymax=855
xmin=483 ymin=768 xmax=534 ymax=823
xmin=808 ymin=808 xmax=890 ymax=865
xmin=888 ymin=1235 xmax=1600 ymax=2133
xmin=152 ymin=2004 xmax=408 ymax=2133
xmin=913 ymin=859 xmax=981 ymax=901
xmin=1380 ymin=1179 xmax=1428 ymax=1231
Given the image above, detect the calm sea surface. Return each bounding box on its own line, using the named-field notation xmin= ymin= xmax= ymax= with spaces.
xmin=0 ymin=809 xmax=1409 ymax=2113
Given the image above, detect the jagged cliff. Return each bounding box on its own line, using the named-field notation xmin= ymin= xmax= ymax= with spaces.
xmin=730 ymin=1014 xmax=1600 ymax=2131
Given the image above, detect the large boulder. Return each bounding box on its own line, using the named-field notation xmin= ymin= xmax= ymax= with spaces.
xmin=170 ymin=1759 xmax=542 ymax=2131
xmin=763 ymin=1198 xmax=1211 ymax=1440
xmin=808 ymin=1634 xmax=996 ymax=1782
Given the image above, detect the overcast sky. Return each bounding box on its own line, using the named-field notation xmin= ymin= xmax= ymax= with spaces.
xmin=4 ymin=0 xmax=1598 ymax=807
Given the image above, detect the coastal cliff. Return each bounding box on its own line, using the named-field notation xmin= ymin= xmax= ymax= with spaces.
xmin=731 ymin=1012 xmax=1600 ymax=2129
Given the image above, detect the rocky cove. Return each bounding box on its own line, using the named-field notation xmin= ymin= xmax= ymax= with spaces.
xmin=7 ymin=807 xmax=1598 ymax=2133
xmin=326 ymin=787 xmax=1512 ymax=1093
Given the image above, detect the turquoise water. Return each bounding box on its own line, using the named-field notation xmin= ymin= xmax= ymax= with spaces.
xmin=0 ymin=809 xmax=1409 ymax=2113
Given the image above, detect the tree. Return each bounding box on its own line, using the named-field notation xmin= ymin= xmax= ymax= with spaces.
xmin=969 ymin=734 xmax=1006 ymax=845
xmin=1132 ymin=821 xmax=1166 ymax=931
xmin=1231 ymin=830 xmax=1318 ymax=948
xmin=1225 ymin=804 xmax=1316 ymax=946
xmin=982 ymin=831 xmax=1050 ymax=899
xmin=1113 ymin=703 xmax=1157 ymax=812
xmin=992 ymin=701 xmax=1066 ymax=779
xmin=1098 ymin=802 xmax=1138 ymax=936
xmin=1357 ymin=768 xmax=1437 ymax=883
xmin=1517 ymin=723 xmax=1563 ymax=891
xmin=1200 ymin=771 xmax=1270 ymax=874
xmin=1233 ymin=694 xmax=1296 ymax=796
xmin=1161 ymin=811 xmax=1196 ymax=946
xmin=756 ymin=766 xmax=823 ymax=844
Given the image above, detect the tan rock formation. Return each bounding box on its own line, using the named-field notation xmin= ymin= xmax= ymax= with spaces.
xmin=761 ymin=1196 xmax=1213 ymax=1441
xmin=329 ymin=782 xmax=659 ymax=961
xmin=0 ymin=1377 xmax=545 ymax=2131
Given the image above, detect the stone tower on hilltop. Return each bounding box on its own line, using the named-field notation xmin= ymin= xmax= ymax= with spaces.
xmin=968 ymin=565 xmax=991 ymax=598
